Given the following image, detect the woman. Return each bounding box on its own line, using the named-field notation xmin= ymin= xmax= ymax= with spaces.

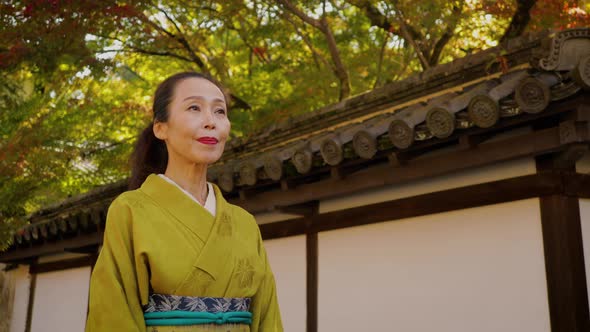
xmin=86 ymin=72 xmax=283 ymax=331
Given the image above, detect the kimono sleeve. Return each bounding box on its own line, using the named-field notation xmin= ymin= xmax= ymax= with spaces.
xmin=250 ymin=229 xmax=284 ymax=332
xmin=85 ymin=197 xmax=149 ymax=332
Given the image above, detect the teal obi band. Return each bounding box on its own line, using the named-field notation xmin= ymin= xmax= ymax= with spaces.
xmin=144 ymin=310 xmax=253 ymax=326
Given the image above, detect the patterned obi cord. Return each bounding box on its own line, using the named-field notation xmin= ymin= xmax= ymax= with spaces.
xmin=143 ymin=294 xmax=252 ymax=326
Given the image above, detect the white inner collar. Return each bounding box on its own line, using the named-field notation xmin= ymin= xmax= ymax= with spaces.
xmin=158 ymin=174 xmax=217 ymax=217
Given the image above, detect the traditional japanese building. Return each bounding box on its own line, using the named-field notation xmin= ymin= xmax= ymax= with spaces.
xmin=2 ymin=28 xmax=590 ymax=332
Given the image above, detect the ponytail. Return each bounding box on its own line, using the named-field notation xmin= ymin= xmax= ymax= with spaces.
xmin=128 ymin=123 xmax=168 ymax=190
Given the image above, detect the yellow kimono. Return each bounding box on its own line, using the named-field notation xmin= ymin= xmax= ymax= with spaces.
xmin=86 ymin=174 xmax=283 ymax=332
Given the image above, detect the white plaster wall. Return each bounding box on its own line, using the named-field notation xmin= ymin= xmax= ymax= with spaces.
xmin=320 ymin=157 xmax=536 ymax=213
xmin=9 ymin=265 xmax=30 ymax=332
xmin=317 ymin=199 xmax=550 ymax=332
xmin=264 ymin=236 xmax=306 ymax=332
xmin=580 ymin=198 xmax=590 ymax=304
xmin=29 ymin=267 xmax=91 ymax=332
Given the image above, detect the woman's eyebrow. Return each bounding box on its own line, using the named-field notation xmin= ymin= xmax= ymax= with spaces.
xmin=182 ymin=96 xmax=225 ymax=103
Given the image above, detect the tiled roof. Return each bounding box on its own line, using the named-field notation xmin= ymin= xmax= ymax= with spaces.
xmin=208 ymin=28 xmax=590 ymax=192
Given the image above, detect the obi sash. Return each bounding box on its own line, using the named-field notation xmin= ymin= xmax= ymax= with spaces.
xmin=143 ymin=294 xmax=252 ymax=326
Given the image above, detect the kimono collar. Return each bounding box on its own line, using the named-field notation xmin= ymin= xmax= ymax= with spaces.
xmin=139 ymin=174 xmax=237 ymax=282
xmin=139 ymin=174 xmax=229 ymax=245
xmin=157 ymin=174 xmax=216 ymax=217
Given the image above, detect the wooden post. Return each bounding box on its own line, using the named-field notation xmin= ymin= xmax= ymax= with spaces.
xmin=24 ymin=267 xmax=36 ymax=332
xmin=305 ymin=203 xmax=319 ymax=332
xmin=306 ymin=231 xmax=318 ymax=332
xmin=537 ymin=153 xmax=590 ymax=331
xmin=539 ymin=194 xmax=590 ymax=331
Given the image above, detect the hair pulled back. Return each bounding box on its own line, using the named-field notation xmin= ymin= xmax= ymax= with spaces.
xmin=129 ymin=72 xmax=229 ymax=190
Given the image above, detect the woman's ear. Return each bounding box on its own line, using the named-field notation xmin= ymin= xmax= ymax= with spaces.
xmin=153 ymin=121 xmax=168 ymax=140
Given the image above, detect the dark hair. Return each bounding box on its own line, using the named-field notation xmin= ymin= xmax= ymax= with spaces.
xmin=129 ymin=72 xmax=229 ymax=190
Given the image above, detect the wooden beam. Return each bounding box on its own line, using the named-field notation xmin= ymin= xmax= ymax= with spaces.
xmin=30 ymin=255 xmax=97 ymax=274
xmin=539 ymin=194 xmax=590 ymax=331
xmin=0 ymin=232 xmax=103 ymax=263
xmin=310 ymin=172 xmax=561 ymax=233
xmin=260 ymin=218 xmax=307 ymax=240
xmin=235 ymin=124 xmax=588 ymax=214
xmin=280 ymin=179 xmax=296 ymax=191
xmin=65 ymin=244 xmax=100 ymax=255
xmin=458 ymin=132 xmax=492 ymax=149
xmin=277 ymin=200 xmax=319 ymax=216
xmin=329 ymin=161 xmax=375 ymax=180
xmin=553 ymin=144 xmax=589 ymax=169
xmin=260 ymin=172 xmax=563 ymax=239
xmin=564 ymin=173 xmax=590 ymax=198
xmin=387 ymin=152 xmax=405 ymax=166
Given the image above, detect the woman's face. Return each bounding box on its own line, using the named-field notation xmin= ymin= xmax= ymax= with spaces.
xmin=154 ymin=77 xmax=230 ymax=166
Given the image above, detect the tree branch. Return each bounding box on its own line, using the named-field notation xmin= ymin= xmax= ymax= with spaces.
xmin=175 ymin=0 xmax=219 ymax=14
xmin=348 ymin=0 xmax=422 ymax=41
xmin=136 ymin=11 xmax=177 ymax=40
xmin=276 ymin=0 xmax=351 ymax=99
xmin=350 ymin=0 xmax=394 ymax=32
xmin=227 ymin=20 xmax=271 ymax=64
xmin=374 ymin=30 xmax=390 ymax=89
xmin=320 ymin=16 xmax=351 ymax=99
xmin=96 ymin=48 xmax=194 ymax=63
xmin=80 ymin=138 xmax=133 ymax=158
xmin=136 ymin=10 xmax=208 ymax=70
xmin=229 ymin=93 xmax=251 ymax=110
xmin=282 ymin=13 xmax=331 ymax=70
xmin=275 ymin=0 xmax=323 ymax=30
xmin=350 ymin=0 xmax=431 ymax=70
xmin=102 ymin=9 xmax=252 ymax=110
xmin=153 ymin=4 xmax=186 ymax=36
xmin=500 ymin=0 xmax=537 ymax=43
xmin=391 ymin=1 xmax=430 ymax=70
xmin=428 ymin=1 xmax=463 ymax=66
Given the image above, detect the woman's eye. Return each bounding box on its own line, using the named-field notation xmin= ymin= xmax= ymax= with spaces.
xmin=188 ymin=105 xmax=200 ymax=111
xmin=216 ymin=108 xmax=226 ymax=115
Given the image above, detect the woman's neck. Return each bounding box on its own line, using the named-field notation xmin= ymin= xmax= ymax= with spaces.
xmin=164 ymin=162 xmax=209 ymax=205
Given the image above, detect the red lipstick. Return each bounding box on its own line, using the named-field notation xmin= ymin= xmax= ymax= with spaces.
xmin=197 ymin=137 xmax=219 ymax=145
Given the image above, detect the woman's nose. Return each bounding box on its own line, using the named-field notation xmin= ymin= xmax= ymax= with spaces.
xmin=203 ymin=109 xmax=216 ymax=129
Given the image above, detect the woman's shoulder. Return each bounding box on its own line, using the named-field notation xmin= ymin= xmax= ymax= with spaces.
xmin=227 ymin=202 xmax=255 ymax=221
xmin=226 ymin=202 xmax=259 ymax=230
xmin=103 ymin=189 xmax=161 ymax=233
xmin=109 ymin=188 xmax=157 ymax=211
xmin=211 ymin=183 xmax=257 ymax=227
